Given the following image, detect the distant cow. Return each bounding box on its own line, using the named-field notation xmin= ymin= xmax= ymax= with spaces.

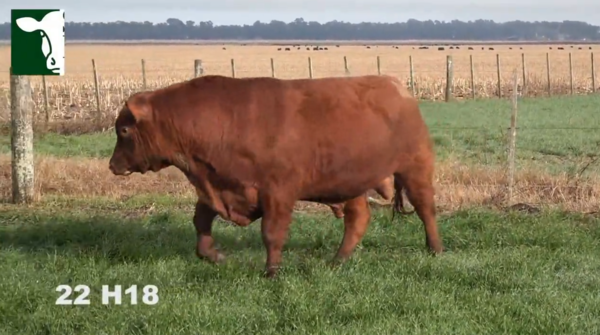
xmin=108 ymin=75 xmax=443 ymax=278
xmin=15 ymin=9 xmax=65 ymax=75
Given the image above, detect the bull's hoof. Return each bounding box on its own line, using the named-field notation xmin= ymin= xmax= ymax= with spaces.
xmin=197 ymin=250 xmax=226 ymax=264
xmin=329 ymin=254 xmax=350 ymax=268
xmin=428 ymin=246 xmax=444 ymax=256
xmin=213 ymin=252 xmax=226 ymax=263
xmin=264 ymin=266 xmax=280 ymax=279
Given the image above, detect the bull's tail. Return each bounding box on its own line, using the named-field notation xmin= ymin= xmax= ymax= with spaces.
xmin=391 ymin=180 xmax=415 ymax=222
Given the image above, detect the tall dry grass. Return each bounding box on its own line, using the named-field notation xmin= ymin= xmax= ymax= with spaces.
xmin=0 ymin=43 xmax=598 ymax=128
xmin=1 ymin=154 xmax=599 ymax=213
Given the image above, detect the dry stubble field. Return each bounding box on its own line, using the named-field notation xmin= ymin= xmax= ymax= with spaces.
xmin=0 ymin=43 xmax=598 ymax=124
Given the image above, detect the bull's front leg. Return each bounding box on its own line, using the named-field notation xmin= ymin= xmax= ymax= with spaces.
xmin=259 ymin=192 xmax=295 ymax=278
xmin=193 ymin=201 xmax=225 ymax=263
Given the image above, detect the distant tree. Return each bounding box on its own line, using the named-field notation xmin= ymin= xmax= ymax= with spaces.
xmin=0 ymin=18 xmax=598 ymax=41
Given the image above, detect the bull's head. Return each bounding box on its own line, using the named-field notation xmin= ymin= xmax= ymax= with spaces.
xmin=16 ymin=10 xmax=65 ymax=75
xmin=108 ymin=94 xmax=171 ymax=176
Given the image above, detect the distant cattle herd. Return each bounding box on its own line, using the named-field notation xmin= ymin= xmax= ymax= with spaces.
xmin=217 ymin=44 xmax=594 ymax=52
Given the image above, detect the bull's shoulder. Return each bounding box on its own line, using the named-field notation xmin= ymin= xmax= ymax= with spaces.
xmin=336 ymin=74 xmax=413 ymax=98
xmin=374 ymin=75 xmax=415 ymax=100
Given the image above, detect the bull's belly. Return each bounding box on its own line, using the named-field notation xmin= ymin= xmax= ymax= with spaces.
xmin=300 ymin=167 xmax=394 ymax=203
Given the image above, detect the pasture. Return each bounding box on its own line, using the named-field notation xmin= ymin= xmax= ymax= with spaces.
xmin=1 ymin=42 xmax=600 ymax=334
xmin=2 ymin=201 xmax=600 ymax=334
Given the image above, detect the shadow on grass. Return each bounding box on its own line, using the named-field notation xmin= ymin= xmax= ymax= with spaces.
xmin=4 ymin=206 xmax=594 ymax=268
xmin=0 ymin=210 xmax=376 ymax=264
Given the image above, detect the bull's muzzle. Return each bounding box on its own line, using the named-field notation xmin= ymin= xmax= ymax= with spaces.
xmin=108 ymin=157 xmax=131 ymax=176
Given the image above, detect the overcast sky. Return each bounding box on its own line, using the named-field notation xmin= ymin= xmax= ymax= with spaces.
xmin=3 ymin=0 xmax=600 ymax=25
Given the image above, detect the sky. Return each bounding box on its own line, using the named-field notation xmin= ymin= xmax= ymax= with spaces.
xmin=2 ymin=0 xmax=600 ymax=25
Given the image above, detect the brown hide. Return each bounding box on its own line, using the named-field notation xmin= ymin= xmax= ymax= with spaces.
xmin=109 ymin=74 xmax=442 ymax=277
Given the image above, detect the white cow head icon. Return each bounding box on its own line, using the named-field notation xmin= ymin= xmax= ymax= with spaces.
xmin=16 ymin=10 xmax=65 ymax=75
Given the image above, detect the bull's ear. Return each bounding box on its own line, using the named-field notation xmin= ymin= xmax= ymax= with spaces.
xmin=126 ymin=94 xmax=152 ymax=123
xmin=16 ymin=17 xmax=40 ymax=32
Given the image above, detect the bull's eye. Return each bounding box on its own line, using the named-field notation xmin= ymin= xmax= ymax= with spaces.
xmin=120 ymin=126 xmax=129 ymax=136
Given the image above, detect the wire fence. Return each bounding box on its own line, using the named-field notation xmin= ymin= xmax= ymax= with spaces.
xmin=0 ymin=51 xmax=597 ymax=119
xmin=2 ymin=52 xmax=600 ymax=211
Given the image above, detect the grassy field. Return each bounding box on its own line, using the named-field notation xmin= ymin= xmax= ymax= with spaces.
xmin=0 ymin=43 xmax=598 ymax=124
xmin=1 ymin=197 xmax=600 ymax=334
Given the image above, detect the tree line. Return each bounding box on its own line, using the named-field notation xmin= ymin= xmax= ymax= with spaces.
xmin=1 ymin=18 xmax=599 ymax=41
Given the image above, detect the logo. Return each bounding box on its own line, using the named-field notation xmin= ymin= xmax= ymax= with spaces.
xmin=11 ymin=9 xmax=65 ymax=76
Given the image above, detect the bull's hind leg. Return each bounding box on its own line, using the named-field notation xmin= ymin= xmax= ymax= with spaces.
xmin=193 ymin=201 xmax=225 ymax=263
xmin=395 ymin=167 xmax=443 ymax=254
xmin=334 ymin=195 xmax=371 ymax=261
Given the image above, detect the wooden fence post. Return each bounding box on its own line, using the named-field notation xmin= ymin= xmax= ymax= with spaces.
xmin=141 ymin=59 xmax=147 ymax=90
xmin=546 ymin=52 xmax=551 ymax=95
xmin=521 ymin=53 xmax=527 ymax=96
xmin=91 ymin=59 xmax=101 ymax=123
xmin=376 ymin=56 xmax=381 ymax=75
xmin=270 ymin=58 xmax=275 ymax=78
xmin=469 ymin=54 xmax=475 ymax=99
xmin=194 ymin=59 xmax=203 ymax=77
xmin=592 ymin=53 xmax=596 ymax=92
xmin=230 ymin=59 xmax=236 ymax=78
xmin=10 ymin=68 xmax=35 ymax=204
xmin=496 ymin=54 xmax=502 ymax=98
xmin=569 ymin=52 xmax=574 ymax=95
xmin=507 ymin=69 xmax=519 ymax=206
xmin=308 ymin=57 xmax=313 ymax=79
xmin=409 ymin=55 xmax=415 ymax=96
xmin=41 ymin=75 xmax=49 ymax=127
xmin=343 ymin=56 xmax=350 ymax=75
xmin=445 ymin=55 xmax=453 ymax=102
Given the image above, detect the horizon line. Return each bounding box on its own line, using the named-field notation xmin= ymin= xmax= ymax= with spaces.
xmin=1 ymin=18 xmax=599 ymax=26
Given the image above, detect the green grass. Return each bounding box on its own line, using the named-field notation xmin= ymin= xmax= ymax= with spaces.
xmin=1 ymin=197 xmax=600 ymax=334
xmin=424 ymin=95 xmax=600 ymax=174
xmin=3 ymin=95 xmax=600 ymax=175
